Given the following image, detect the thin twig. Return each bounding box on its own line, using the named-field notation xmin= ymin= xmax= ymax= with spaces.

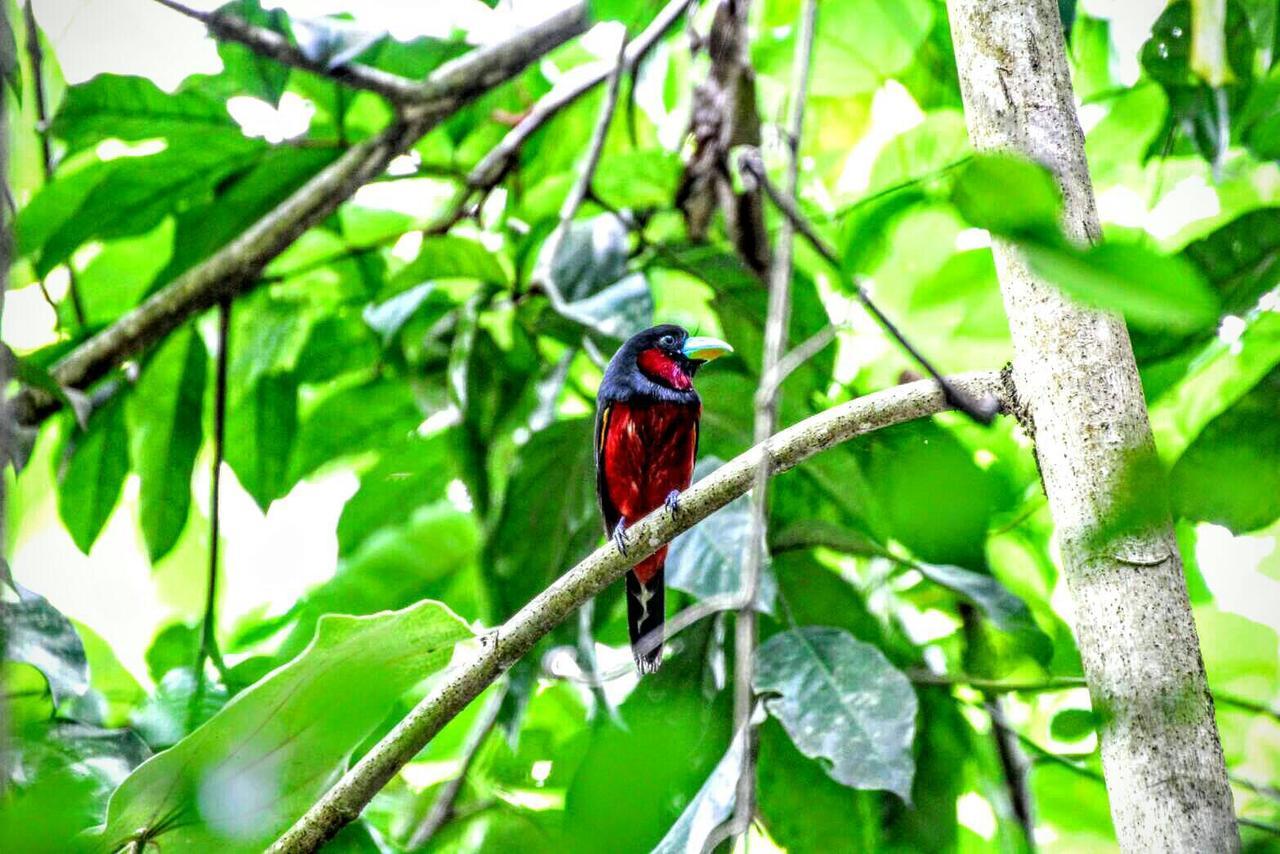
xmin=24 ymin=0 xmax=86 ymax=328
xmin=908 ymin=672 xmax=1088 ymax=693
xmin=152 ymin=0 xmax=441 ymax=103
xmin=190 ymin=302 xmax=231 ymax=730
xmin=726 ymin=0 xmax=817 ymax=846
xmin=12 ymin=6 xmax=589 ymax=428
xmin=738 ymin=149 xmax=1000 ymax=425
xmin=267 ymin=371 xmax=1008 ymax=852
xmin=405 ymin=684 xmax=506 ymax=849
xmin=534 ymin=30 xmax=629 ymax=304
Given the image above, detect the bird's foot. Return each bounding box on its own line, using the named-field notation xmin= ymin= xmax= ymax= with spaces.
xmin=664 ymin=489 xmax=682 ymax=517
xmin=612 ymin=519 xmax=630 ymax=557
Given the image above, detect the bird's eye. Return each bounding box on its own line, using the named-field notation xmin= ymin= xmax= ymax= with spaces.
xmin=659 ymin=334 xmax=676 ymax=349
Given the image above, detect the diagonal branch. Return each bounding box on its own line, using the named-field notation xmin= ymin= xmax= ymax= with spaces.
xmin=152 ymin=0 xmax=425 ymax=103
xmin=267 ymin=370 xmax=1008 ymax=852
xmin=10 ymin=5 xmax=589 ymax=429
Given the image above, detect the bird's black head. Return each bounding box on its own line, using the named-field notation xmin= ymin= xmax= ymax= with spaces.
xmin=603 ymin=324 xmax=733 ymax=398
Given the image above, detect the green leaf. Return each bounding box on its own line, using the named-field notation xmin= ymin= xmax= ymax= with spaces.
xmin=336 ymin=433 xmax=456 ymax=557
xmin=542 ymin=215 xmax=654 ymax=340
xmin=129 ymin=668 xmax=228 ymax=750
xmin=56 ymin=395 xmax=130 ymax=554
xmin=808 ymin=0 xmax=934 ymax=97
xmin=3 ymin=585 xmax=89 ymax=708
xmin=291 ymin=378 xmax=421 ymax=481
xmin=867 ymin=109 xmax=969 ymax=194
xmin=1050 ymin=707 xmax=1099 ymax=741
xmin=130 ymin=326 xmax=207 ymax=562
xmin=755 ymin=627 xmax=918 ymax=799
xmin=484 ymin=419 xmax=598 ymax=619
xmin=1023 ymin=241 xmax=1220 ymax=333
xmin=98 ymin=601 xmax=473 ymax=852
xmin=224 ymin=372 xmax=298 ymax=511
xmin=214 ymin=1 xmax=292 ymax=105
xmin=912 ymin=562 xmax=1053 ymax=665
xmin=950 ymin=152 xmax=1062 ymax=240
xmin=18 ymin=139 xmax=266 ymax=277
xmin=362 ymin=282 xmax=454 ymax=345
xmin=1172 ymin=367 xmax=1280 ymax=532
xmin=282 ymin=503 xmax=481 ymax=658
xmin=385 ymin=234 xmax=511 ymax=297
xmin=153 ymin=146 xmax=341 ymax=287
xmin=51 ymin=74 xmax=240 ymax=155
xmin=667 ymin=458 xmax=776 ymax=612
xmin=1182 ymin=207 xmax=1280 ymax=316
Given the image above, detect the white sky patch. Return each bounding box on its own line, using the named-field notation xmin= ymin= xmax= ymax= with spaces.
xmin=352 ymin=178 xmax=459 ymax=220
xmin=210 ymin=466 xmax=357 ymax=626
xmin=1195 ymin=523 xmax=1280 ymax=633
xmin=1080 ymin=0 xmax=1167 ymax=85
xmin=446 ymin=479 xmax=474 ymax=514
xmin=3 ymin=285 xmax=60 ymax=351
xmin=96 ymin=138 xmax=167 ymax=161
xmin=837 ymin=80 xmax=925 ymax=197
xmin=1077 ymin=101 xmax=1108 ymax=135
xmin=957 ymin=791 xmax=998 ymax=840
xmin=1095 ymin=184 xmax=1148 ymax=229
xmin=1217 ymin=314 xmax=1246 ymax=347
xmin=1147 ymin=174 xmax=1220 ymax=240
xmin=227 ymin=92 xmax=314 ymax=143
xmin=530 ymin=759 xmax=553 ymax=786
xmin=387 ymin=151 xmax=421 ymax=177
xmin=955 ymin=227 xmax=992 ymax=251
xmin=391 ymin=230 xmax=424 ymax=262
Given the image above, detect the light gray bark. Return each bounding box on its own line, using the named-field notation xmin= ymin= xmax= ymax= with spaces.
xmin=946 ymin=1 xmax=1238 ymax=849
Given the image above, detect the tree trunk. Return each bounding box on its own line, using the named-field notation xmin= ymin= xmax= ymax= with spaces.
xmin=946 ymin=1 xmax=1238 ymax=850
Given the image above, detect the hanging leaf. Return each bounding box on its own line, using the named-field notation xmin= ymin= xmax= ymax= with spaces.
xmin=652 ymin=722 xmax=747 ymax=854
xmin=913 ymin=562 xmax=1053 ymax=664
xmin=755 ymin=627 xmax=917 ymax=799
xmin=56 ymin=395 xmax=130 ymax=554
xmin=96 ymin=601 xmax=472 ymax=852
xmin=130 ymin=326 xmax=207 ymax=562
xmin=224 ymin=372 xmax=299 ymax=511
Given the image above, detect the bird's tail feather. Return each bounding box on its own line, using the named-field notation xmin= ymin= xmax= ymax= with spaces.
xmin=627 ymin=560 xmax=665 ymax=674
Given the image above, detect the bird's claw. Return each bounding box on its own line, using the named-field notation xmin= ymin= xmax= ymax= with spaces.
xmin=664 ymin=489 xmax=682 ymax=517
xmin=612 ymin=520 xmax=630 ymax=557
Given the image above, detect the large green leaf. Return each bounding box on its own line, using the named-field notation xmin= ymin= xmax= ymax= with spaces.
xmin=1023 ymin=241 xmax=1219 ymax=333
xmin=213 ymin=0 xmax=292 ymax=105
xmin=484 ymin=418 xmax=598 ymax=619
xmin=807 ymin=0 xmax=934 ymax=96
xmin=541 ymin=215 xmax=654 ymax=340
xmin=949 ymin=152 xmax=1061 ymax=240
xmin=653 ymin=724 xmax=744 ymax=854
xmin=335 ymin=432 xmax=456 ymax=557
xmin=51 ymin=74 xmax=239 ymax=155
xmin=224 ymin=372 xmax=298 ymax=511
xmin=1172 ymin=367 xmax=1280 ymax=532
xmin=96 ymin=601 xmax=472 ymax=852
xmin=17 ymin=139 xmax=266 ymax=277
xmin=755 ymin=626 xmax=917 ymax=799
xmin=56 ymin=396 xmax=130 ymax=554
xmin=290 ymin=378 xmax=421 ymax=482
xmin=130 ymin=326 xmax=207 ymax=562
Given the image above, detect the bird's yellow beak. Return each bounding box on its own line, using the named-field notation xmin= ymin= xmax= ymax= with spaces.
xmin=681 ymin=336 xmax=734 ymax=362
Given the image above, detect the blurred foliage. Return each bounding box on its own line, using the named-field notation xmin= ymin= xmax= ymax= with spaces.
xmin=4 ymin=0 xmax=1280 ymax=851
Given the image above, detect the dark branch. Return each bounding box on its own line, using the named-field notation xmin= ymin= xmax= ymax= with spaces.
xmin=152 ymin=0 xmax=425 ymax=103
xmin=10 ymin=6 xmax=590 ymax=428
xmin=738 ymin=149 xmax=1000 ymax=425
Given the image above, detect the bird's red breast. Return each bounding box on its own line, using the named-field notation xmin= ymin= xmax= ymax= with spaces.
xmin=599 ymin=400 xmax=699 ymax=583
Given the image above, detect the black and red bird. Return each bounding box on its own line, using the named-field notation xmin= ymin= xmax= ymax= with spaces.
xmin=595 ymin=324 xmax=733 ymax=672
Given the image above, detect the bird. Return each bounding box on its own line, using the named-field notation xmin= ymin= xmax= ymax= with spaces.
xmin=594 ymin=324 xmax=733 ymax=673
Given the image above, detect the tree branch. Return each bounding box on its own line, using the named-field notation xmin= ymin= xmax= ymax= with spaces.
xmin=727 ymin=0 xmax=816 ymax=845
xmin=266 ymin=370 xmax=1007 ymax=852
xmin=10 ymin=5 xmax=589 ymax=429
xmin=23 ymin=0 xmax=86 ymax=328
xmin=152 ymin=0 xmax=425 ymax=104
xmin=404 ymin=684 xmax=506 ymax=849
xmin=739 ymin=150 xmax=998 ymax=424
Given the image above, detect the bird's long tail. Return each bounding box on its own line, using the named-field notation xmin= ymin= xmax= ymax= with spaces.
xmin=626 ymin=548 xmax=666 ymax=674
